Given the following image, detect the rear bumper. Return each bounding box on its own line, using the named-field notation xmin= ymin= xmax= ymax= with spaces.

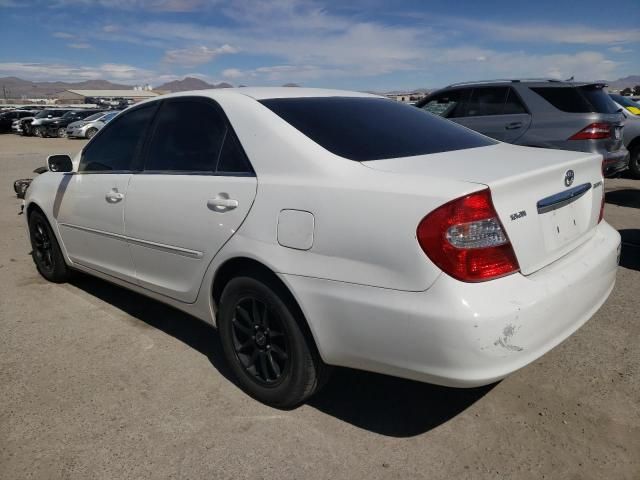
xmin=283 ymin=221 xmax=620 ymax=387
xmin=602 ymin=149 xmax=630 ymax=177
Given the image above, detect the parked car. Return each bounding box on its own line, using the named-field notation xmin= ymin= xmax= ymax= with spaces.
xmin=66 ymin=110 xmax=119 ymax=139
xmin=20 ymin=109 xmax=73 ymax=136
xmin=25 ymin=88 xmax=620 ymax=408
xmin=610 ymin=93 xmax=640 ymax=116
xmin=43 ymin=109 xmax=103 ymax=137
xmin=610 ymin=94 xmax=640 ymax=178
xmin=0 ymin=110 xmax=35 ymax=133
xmin=417 ymin=80 xmax=629 ymax=177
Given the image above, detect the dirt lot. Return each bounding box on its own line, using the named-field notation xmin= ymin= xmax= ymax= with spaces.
xmin=1 ymin=134 xmax=639 ymax=479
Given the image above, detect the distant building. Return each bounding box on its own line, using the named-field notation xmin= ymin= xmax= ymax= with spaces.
xmin=385 ymin=92 xmax=427 ymax=103
xmin=56 ymin=89 xmax=161 ymax=104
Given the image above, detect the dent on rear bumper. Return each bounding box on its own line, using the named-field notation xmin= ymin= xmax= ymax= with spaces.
xmin=282 ymin=222 xmax=620 ymax=387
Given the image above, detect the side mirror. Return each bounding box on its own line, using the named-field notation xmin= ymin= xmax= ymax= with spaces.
xmin=47 ymin=154 xmax=73 ymax=173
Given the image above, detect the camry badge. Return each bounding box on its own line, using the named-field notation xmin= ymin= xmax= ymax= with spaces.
xmin=564 ymin=169 xmax=575 ymax=187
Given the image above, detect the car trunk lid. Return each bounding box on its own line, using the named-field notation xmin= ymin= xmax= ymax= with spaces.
xmin=363 ymin=143 xmax=604 ymax=275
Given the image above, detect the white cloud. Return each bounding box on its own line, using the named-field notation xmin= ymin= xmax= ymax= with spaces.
xmin=609 ymin=46 xmax=632 ymax=53
xmin=0 ymin=62 xmax=155 ymax=83
xmin=51 ymin=0 xmax=214 ymax=11
xmin=53 ymin=31 xmax=75 ymax=39
xmin=222 ymin=68 xmax=244 ymax=79
xmin=67 ymin=42 xmax=92 ymax=49
xmin=163 ymin=44 xmax=238 ymax=66
xmin=455 ymin=19 xmax=640 ymax=45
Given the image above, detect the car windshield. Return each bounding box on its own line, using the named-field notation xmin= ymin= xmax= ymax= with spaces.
xmin=61 ymin=111 xmax=82 ymax=119
xmin=102 ymin=112 xmax=119 ymax=122
xmin=84 ymin=112 xmax=106 ymax=121
xmin=35 ymin=110 xmax=57 ymax=118
xmin=260 ymin=97 xmax=495 ymax=161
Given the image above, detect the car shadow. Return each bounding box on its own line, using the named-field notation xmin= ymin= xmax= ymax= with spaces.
xmin=619 ymin=229 xmax=640 ymax=272
xmin=606 ymin=188 xmax=640 ymax=209
xmin=68 ymin=272 xmax=494 ymax=438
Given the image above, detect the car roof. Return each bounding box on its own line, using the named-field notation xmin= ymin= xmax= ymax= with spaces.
xmin=150 ymin=87 xmax=382 ymax=102
xmin=443 ymin=79 xmax=607 ymax=89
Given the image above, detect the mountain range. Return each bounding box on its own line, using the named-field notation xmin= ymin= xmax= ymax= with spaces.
xmin=1 ymin=75 xmax=638 ymax=99
xmin=0 ymin=76 xmax=234 ymax=98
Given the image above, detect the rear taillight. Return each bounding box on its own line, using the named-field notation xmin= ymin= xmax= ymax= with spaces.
xmin=417 ymin=189 xmax=520 ymax=282
xmin=569 ymin=122 xmax=611 ymax=140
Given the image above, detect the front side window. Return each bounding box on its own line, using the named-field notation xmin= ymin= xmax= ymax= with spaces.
xmin=79 ymin=104 xmax=156 ymax=172
xmin=262 ymin=97 xmax=495 ymax=161
xmin=421 ymin=89 xmax=467 ymax=118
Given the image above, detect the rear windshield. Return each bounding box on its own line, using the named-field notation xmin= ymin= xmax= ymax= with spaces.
xmin=531 ymin=86 xmax=619 ymax=114
xmin=260 ymin=97 xmax=495 ymax=161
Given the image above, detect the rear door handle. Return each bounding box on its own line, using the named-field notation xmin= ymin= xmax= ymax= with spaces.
xmin=505 ymin=122 xmax=523 ymax=130
xmin=105 ymin=189 xmax=124 ymax=203
xmin=207 ymin=197 xmax=238 ymax=211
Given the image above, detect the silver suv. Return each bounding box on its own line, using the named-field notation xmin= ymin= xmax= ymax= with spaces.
xmin=417 ymin=80 xmax=629 ymax=177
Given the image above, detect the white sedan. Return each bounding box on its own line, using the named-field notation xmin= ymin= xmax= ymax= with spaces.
xmin=25 ymin=88 xmax=621 ymax=408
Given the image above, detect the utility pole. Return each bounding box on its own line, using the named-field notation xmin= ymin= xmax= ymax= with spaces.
xmin=2 ymin=85 xmax=8 ymax=102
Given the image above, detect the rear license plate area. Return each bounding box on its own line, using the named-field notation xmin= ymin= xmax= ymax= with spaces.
xmin=540 ymin=201 xmax=584 ymax=250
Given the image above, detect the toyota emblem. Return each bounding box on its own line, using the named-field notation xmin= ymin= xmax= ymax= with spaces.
xmin=564 ymin=170 xmax=575 ymax=187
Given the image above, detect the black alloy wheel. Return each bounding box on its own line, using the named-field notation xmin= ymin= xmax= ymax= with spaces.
xmin=28 ymin=210 xmax=71 ymax=283
xmin=218 ymin=275 xmax=329 ymax=408
xmin=230 ymin=296 xmax=290 ymax=385
xmin=31 ymin=218 xmax=54 ymax=275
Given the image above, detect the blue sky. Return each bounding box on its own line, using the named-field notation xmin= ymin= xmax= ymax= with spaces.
xmin=0 ymin=0 xmax=638 ymax=91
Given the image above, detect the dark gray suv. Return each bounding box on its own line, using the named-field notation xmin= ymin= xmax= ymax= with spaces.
xmin=417 ymin=80 xmax=629 ymax=177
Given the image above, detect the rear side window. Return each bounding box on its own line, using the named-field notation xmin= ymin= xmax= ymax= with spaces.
xmin=531 ymin=86 xmax=619 ymax=113
xmin=217 ymin=129 xmax=253 ymax=174
xmin=581 ymin=87 xmax=619 ymax=114
xmin=79 ymin=104 xmax=156 ymax=172
xmin=145 ymin=100 xmax=226 ymax=172
xmin=261 ymin=97 xmax=495 ymax=161
xmin=465 ymin=87 xmax=508 ymax=116
xmin=503 ymin=89 xmax=527 ymax=114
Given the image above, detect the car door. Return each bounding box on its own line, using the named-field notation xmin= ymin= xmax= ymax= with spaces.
xmin=454 ymin=87 xmax=532 ymax=142
xmin=124 ymin=97 xmax=257 ymax=303
xmin=55 ymin=102 xmax=157 ymax=281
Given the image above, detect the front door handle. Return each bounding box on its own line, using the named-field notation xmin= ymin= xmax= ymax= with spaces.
xmin=207 ymin=196 xmax=238 ymax=211
xmin=105 ymin=189 xmax=124 ymax=203
xmin=505 ymin=122 xmax=523 ymax=130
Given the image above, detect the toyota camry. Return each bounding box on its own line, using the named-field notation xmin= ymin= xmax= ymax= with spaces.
xmin=25 ymin=88 xmax=621 ymax=408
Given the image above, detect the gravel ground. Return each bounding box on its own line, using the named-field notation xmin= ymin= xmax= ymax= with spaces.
xmin=1 ymin=134 xmax=639 ymax=480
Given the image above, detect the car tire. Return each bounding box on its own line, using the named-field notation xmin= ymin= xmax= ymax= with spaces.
xmin=23 ymin=124 xmax=32 ymax=136
xmin=34 ymin=126 xmax=43 ymax=137
xmin=218 ymin=275 xmax=329 ymax=408
xmin=629 ymin=145 xmax=640 ymax=179
xmin=57 ymin=127 xmax=67 ymax=138
xmin=28 ymin=209 xmax=71 ymax=283
xmin=85 ymin=128 xmax=97 ymax=139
